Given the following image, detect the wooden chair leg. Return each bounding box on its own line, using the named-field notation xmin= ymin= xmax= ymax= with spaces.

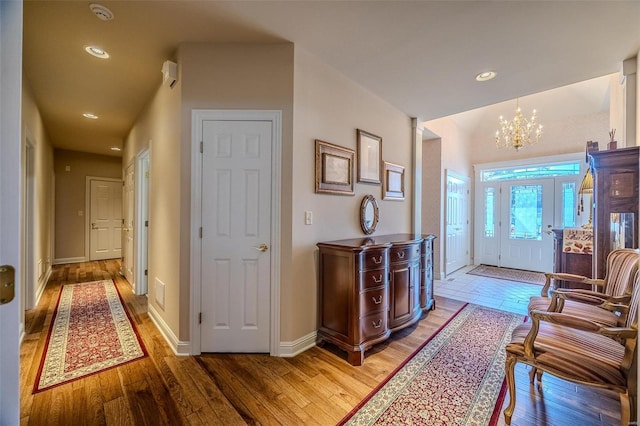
xmin=620 ymin=392 xmax=630 ymax=426
xmin=504 ymin=354 xmax=517 ymax=425
xmin=528 ymin=367 xmax=543 ymax=383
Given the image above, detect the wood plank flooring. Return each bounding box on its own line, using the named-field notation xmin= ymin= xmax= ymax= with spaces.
xmin=20 ymin=260 xmax=622 ymax=425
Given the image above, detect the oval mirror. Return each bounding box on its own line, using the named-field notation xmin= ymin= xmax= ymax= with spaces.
xmin=360 ymin=194 xmax=379 ymax=235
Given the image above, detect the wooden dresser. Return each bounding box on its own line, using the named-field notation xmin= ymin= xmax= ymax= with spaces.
xmin=316 ymin=234 xmax=436 ymax=365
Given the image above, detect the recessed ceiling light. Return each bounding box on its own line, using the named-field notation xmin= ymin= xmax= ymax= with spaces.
xmin=83 ymin=113 xmax=99 ymax=119
xmin=475 ymin=71 xmax=497 ymax=82
xmin=85 ymin=46 xmax=109 ymax=59
xmin=110 ymin=147 xmax=122 ymax=152
xmin=89 ymin=4 xmax=114 ymax=21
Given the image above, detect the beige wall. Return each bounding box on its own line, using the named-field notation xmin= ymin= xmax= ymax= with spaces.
xmin=123 ymin=66 xmax=182 ymax=337
xmin=292 ymin=47 xmax=413 ymax=339
xmin=468 ymin=111 xmax=609 ymax=165
xmin=179 ymin=43 xmax=295 ymax=340
xmin=21 ymin=77 xmax=55 ymax=306
xmin=421 ymin=138 xmax=443 ymax=278
xmin=54 ymin=150 xmax=121 ymax=260
xmin=123 ymin=42 xmax=415 ymax=345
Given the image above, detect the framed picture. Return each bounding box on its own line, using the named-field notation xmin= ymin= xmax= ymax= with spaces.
xmin=315 ymin=140 xmax=355 ymax=195
xmin=382 ymin=161 xmax=405 ymax=200
xmin=357 ymin=129 xmax=382 ymax=184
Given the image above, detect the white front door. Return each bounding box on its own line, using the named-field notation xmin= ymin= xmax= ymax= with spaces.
xmin=200 ymin=119 xmax=272 ymax=353
xmin=89 ymin=179 xmax=123 ymax=260
xmin=445 ymin=172 xmax=470 ymax=275
xmin=122 ymin=164 xmax=135 ymax=284
xmin=499 ymin=179 xmax=554 ymax=272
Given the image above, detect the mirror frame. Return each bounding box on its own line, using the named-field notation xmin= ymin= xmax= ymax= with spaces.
xmin=360 ymin=194 xmax=379 ymax=235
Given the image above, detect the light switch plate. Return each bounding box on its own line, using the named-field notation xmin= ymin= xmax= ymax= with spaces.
xmin=304 ymin=211 xmax=313 ymax=225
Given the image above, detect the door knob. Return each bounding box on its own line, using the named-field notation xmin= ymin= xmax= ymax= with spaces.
xmin=91 ymin=223 xmax=97 ymax=230
xmin=253 ymin=243 xmax=269 ymax=252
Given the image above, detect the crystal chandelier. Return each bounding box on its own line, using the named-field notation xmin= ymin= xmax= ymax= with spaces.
xmin=495 ymin=99 xmax=543 ymax=151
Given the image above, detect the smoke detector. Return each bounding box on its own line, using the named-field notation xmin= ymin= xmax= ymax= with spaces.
xmin=89 ymin=4 xmax=114 ymax=21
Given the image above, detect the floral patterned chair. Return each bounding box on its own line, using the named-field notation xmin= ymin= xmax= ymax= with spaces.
xmin=503 ymin=271 xmax=639 ymax=426
xmin=528 ymin=248 xmax=639 ymax=326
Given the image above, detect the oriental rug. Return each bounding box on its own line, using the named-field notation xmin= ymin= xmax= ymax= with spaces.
xmin=33 ymin=279 xmax=147 ymax=393
xmin=338 ymin=304 xmax=523 ymax=426
xmin=467 ymin=264 xmax=545 ymax=286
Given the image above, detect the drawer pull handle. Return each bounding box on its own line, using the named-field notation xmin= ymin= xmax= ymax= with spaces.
xmin=372 ymin=295 xmax=382 ymax=304
xmin=372 ymin=274 xmax=382 ymax=284
xmin=397 ymin=251 xmax=405 ymax=259
xmin=372 ymin=319 xmax=382 ymax=329
xmin=372 ymin=256 xmax=382 ymax=264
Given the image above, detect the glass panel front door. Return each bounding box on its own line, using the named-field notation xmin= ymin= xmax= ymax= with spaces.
xmin=500 ymin=179 xmax=554 ymax=272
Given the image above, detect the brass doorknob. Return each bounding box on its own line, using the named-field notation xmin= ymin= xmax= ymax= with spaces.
xmin=253 ymin=243 xmax=269 ymax=252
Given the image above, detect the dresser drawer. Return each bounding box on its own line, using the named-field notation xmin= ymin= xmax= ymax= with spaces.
xmin=390 ymin=244 xmax=420 ymax=263
xmin=360 ymin=287 xmax=387 ymax=314
xmin=362 ymin=250 xmax=387 ymax=270
xmin=360 ymin=269 xmax=387 ymax=290
xmin=360 ymin=311 xmax=388 ymax=341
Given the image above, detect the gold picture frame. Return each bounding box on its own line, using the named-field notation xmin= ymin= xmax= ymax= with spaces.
xmin=357 ymin=129 xmax=382 ymax=184
xmin=315 ymin=140 xmax=355 ymax=195
xmin=382 ymin=161 xmax=405 ymax=200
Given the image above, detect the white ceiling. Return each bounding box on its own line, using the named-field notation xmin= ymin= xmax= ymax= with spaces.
xmin=23 ymin=1 xmax=640 ymax=157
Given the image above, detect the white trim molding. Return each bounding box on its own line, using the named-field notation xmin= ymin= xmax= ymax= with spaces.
xmin=190 ymin=109 xmax=282 ymax=356
xmin=279 ymin=332 xmax=317 ymax=358
xmin=148 ymin=304 xmax=191 ymax=356
xmin=53 ymin=257 xmax=86 ymax=265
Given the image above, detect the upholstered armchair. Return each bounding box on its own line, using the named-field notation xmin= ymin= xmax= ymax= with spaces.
xmin=503 ymin=272 xmax=639 ymax=426
xmin=528 ymin=248 xmax=639 ymax=326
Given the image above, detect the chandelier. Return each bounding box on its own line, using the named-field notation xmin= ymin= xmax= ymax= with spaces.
xmin=495 ymin=99 xmax=543 ymax=151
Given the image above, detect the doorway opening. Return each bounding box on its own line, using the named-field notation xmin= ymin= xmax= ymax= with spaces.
xmin=474 ymin=153 xmax=587 ymax=273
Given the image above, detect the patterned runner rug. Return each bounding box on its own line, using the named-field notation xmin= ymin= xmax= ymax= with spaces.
xmin=339 ymin=304 xmax=523 ymax=425
xmin=467 ymin=264 xmax=545 ymax=285
xmin=33 ymin=279 xmax=147 ymax=393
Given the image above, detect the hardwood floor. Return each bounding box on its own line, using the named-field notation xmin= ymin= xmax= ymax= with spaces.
xmin=20 ymin=260 xmax=621 ymax=425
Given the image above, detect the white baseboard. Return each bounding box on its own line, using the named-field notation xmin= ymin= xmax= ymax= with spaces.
xmin=147 ymin=304 xmax=191 ymax=356
xmin=53 ymin=256 xmax=86 ymax=265
xmin=279 ymin=331 xmax=317 ymax=357
xmin=34 ymin=266 xmax=52 ymax=307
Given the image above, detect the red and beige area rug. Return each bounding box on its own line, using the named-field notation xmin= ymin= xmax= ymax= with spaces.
xmin=339 ymin=304 xmax=523 ymax=426
xmin=33 ymin=279 xmax=147 ymax=393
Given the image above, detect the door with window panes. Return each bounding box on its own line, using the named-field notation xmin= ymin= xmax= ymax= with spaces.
xmin=474 ymin=160 xmax=584 ymax=273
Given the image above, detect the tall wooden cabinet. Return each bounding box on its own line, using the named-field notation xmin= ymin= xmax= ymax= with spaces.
xmin=316 ymin=234 xmax=435 ymax=366
xmin=589 ymin=147 xmax=639 ymax=278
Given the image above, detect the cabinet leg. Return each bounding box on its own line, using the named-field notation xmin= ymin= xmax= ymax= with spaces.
xmin=347 ymin=350 xmax=363 ymax=366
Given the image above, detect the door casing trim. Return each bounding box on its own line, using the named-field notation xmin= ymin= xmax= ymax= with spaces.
xmin=190 ymin=109 xmax=282 ymax=356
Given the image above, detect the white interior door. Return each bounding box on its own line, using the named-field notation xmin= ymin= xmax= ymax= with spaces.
xmin=499 ymin=179 xmax=554 ymax=272
xmin=1 ymin=1 xmax=23 ymax=421
xmin=122 ymin=164 xmax=134 ymax=284
xmin=89 ymin=179 xmax=123 ymax=261
xmin=445 ymin=172 xmax=470 ymax=275
xmin=201 ymin=119 xmax=272 ymax=353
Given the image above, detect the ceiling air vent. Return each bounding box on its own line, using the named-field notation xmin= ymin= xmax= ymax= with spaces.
xmin=89 ymin=4 xmax=114 ymax=21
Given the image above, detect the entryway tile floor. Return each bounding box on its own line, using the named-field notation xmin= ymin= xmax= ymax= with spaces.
xmin=434 ymin=265 xmax=542 ymax=316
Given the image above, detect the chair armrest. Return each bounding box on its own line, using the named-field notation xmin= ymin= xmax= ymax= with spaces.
xmin=540 ymin=273 xmax=591 ymax=297
xmin=550 ymin=289 xmax=608 ymax=306
xmin=523 ymin=310 xmax=637 ymax=357
xmin=599 ymin=301 xmax=629 ymax=316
